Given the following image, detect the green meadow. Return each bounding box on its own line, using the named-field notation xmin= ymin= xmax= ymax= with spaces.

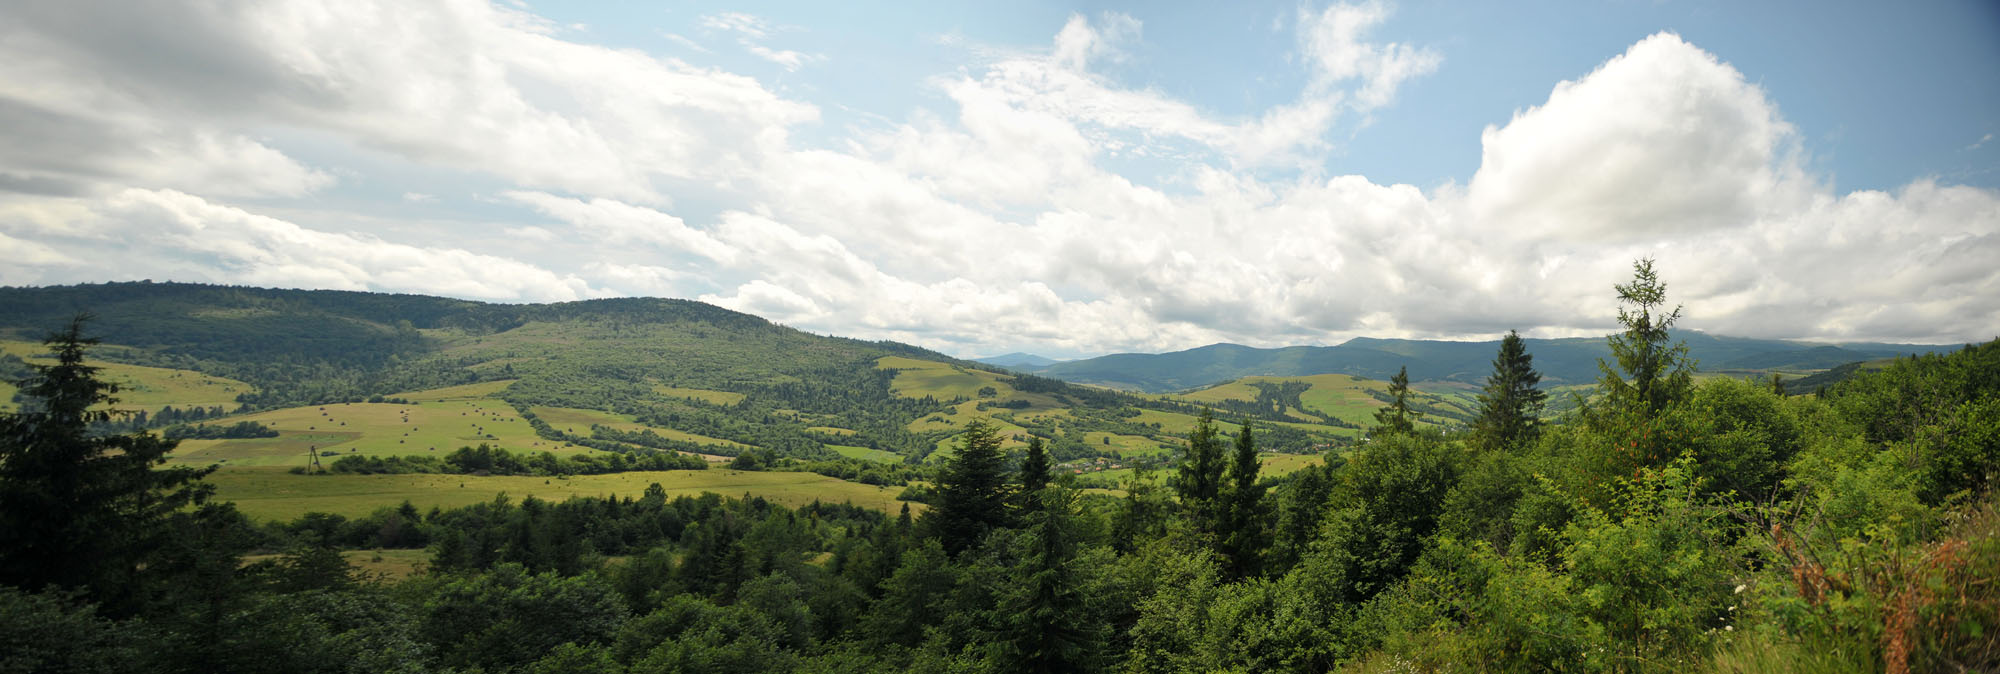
xmin=207 ymin=466 xmax=919 ymax=521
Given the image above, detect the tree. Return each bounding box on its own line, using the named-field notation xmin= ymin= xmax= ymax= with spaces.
xmin=1371 ymin=366 xmax=1420 ymax=437
xmin=1598 ymin=258 xmax=1694 ymax=415
xmin=1016 ymin=435 xmax=1052 ymax=515
xmin=1470 ymin=331 xmax=1547 ymax=452
xmin=0 ymin=316 xmax=214 ymax=614
xmin=993 ymin=488 xmax=1104 ymax=673
xmin=1171 ymin=410 xmax=1227 ymax=539
xmin=1218 ymin=422 xmax=1267 ymax=579
xmin=930 ymin=420 xmax=1011 ymax=556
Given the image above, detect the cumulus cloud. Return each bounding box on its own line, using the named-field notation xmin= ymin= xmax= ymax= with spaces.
xmin=0 ymin=1 xmax=1993 ymax=357
xmin=0 ymin=189 xmax=599 ymax=302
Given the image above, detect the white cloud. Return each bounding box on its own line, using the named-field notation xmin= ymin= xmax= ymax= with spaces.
xmin=0 ymin=3 xmax=1993 ymax=357
xmin=0 ymin=189 xmax=600 ymax=302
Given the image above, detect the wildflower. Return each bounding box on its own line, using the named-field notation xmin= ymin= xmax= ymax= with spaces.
xmin=1733 ymin=584 xmax=1746 ymax=594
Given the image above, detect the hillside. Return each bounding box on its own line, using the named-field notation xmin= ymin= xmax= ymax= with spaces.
xmin=1019 ymin=332 xmax=1954 ymax=392
xmin=0 ymin=282 xmax=1356 ymax=486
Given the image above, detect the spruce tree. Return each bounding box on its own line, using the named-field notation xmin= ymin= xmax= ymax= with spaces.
xmin=1598 ymin=258 xmax=1695 ymax=415
xmin=1017 ymin=435 xmax=1052 ymax=513
xmin=1219 ymin=422 xmax=1266 ymax=579
xmin=1371 ymin=366 xmax=1420 ymax=437
xmin=994 ymin=487 xmax=1103 ymax=673
xmin=930 ymin=420 xmax=1010 ymax=556
xmin=0 ymin=316 xmax=214 ymax=614
xmin=1171 ymin=410 xmax=1226 ymax=538
xmin=1471 ymin=330 xmax=1547 ymax=452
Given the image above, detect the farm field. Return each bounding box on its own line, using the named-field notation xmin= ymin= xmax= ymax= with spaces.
xmin=1 ymin=339 xmax=253 ymax=412
xmin=532 ymin=406 xmax=751 ymax=450
xmin=207 ymin=466 xmax=918 ymax=521
xmin=829 ymin=445 xmax=902 ymax=463
xmin=169 ymin=397 xmax=578 ymax=467
xmin=1079 ymin=451 xmax=1326 ymax=486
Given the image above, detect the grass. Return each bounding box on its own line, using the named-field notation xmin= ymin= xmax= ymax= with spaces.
xmin=809 ymin=426 xmax=858 ymax=436
xmin=651 ymin=385 xmax=746 ymax=406
xmin=829 ymin=445 xmax=902 ymax=463
xmin=1082 ymin=431 xmax=1175 ymax=456
xmin=878 ymin=356 xmax=1016 ymax=400
xmin=392 ymin=379 xmax=515 ymax=401
xmin=169 ymin=398 xmax=579 ymax=467
xmin=207 ymin=466 xmax=920 ymax=521
xmin=243 ymin=548 xmax=433 ymax=581
xmin=533 ymin=406 xmax=752 ymax=450
xmin=1084 ymin=452 xmax=1324 ymax=486
xmin=1 ymin=339 xmax=253 ymax=413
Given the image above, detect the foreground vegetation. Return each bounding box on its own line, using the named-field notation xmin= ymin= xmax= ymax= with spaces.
xmin=2 ymin=261 xmax=1994 ymax=673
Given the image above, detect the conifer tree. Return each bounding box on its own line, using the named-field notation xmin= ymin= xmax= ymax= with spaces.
xmin=0 ymin=316 xmax=214 ymax=614
xmin=1471 ymin=330 xmax=1547 ymax=451
xmin=1598 ymin=258 xmax=1695 ymax=415
xmin=1219 ymin=422 xmax=1267 ymax=579
xmin=930 ymin=420 xmax=1010 ymax=556
xmin=994 ymin=488 xmax=1103 ymax=673
xmin=1171 ymin=410 xmax=1226 ymax=538
xmin=1017 ymin=435 xmax=1052 ymax=514
xmin=1371 ymin=366 xmax=1420 ymax=437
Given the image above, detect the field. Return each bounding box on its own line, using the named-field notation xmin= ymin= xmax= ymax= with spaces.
xmin=651 ymin=385 xmax=746 ymax=406
xmin=207 ymin=466 xmax=919 ymax=521
xmin=170 ymin=398 xmax=578 ymax=467
xmin=1165 ymin=373 xmax=1468 ymax=430
xmin=829 ymin=445 xmax=902 ymax=463
xmin=532 ymin=406 xmax=751 ymax=450
xmin=1 ymin=339 xmax=253 ymax=413
xmin=1081 ymin=451 xmax=1326 ymax=486
xmin=242 ymin=548 xmax=433 ymax=580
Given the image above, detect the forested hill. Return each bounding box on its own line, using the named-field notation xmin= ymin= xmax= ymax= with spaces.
xmin=1020 ymin=332 xmax=1957 ymax=392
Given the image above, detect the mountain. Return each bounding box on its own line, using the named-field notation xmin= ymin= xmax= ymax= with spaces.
xmin=975 ymin=352 xmax=1063 ymax=368
xmin=1034 ymin=332 xmax=1956 ymax=392
xmin=0 ymin=282 xmax=1360 ymax=470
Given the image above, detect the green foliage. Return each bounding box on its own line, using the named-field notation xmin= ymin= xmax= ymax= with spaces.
xmin=1171 ymin=410 xmax=1227 ymax=540
xmin=929 ymin=420 xmax=1012 ymax=556
xmin=1370 ymin=366 xmax=1420 ymax=436
xmin=1310 ymin=432 xmax=1463 ymax=603
xmin=0 ymin=318 xmax=215 ymax=614
xmin=420 ymin=563 xmax=627 ymax=672
xmin=1471 ymin=330 xmax=1547 ymax=452
xmin=1218 ymin=422 xmax=1267 ymax=580
xmin=1597 ymin=258 xmax=1695 ymax=416
xmin=992 ymin=488 xmax=1105 ymax=673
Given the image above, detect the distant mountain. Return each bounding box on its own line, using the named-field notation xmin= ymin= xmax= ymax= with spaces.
xmin=975 ymin=352 xmax=1063 ymax=368
xmin=1034 ymin=332 xmax=1957 ymax=392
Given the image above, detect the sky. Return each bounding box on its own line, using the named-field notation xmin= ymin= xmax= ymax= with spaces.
xmin=1 ymin=0 xmax=1996 ymax=360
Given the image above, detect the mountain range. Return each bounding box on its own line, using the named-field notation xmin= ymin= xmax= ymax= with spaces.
xmin=982 ymin=334 xmax=1956 ymax=393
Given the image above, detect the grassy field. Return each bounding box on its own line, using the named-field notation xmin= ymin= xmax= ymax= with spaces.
xmin=1 ymin=339 xmax=253 ymax=413
xmin=532 ymin=406 xmax=752 ymax=450
xmin=170 ymin=398 xmax=578 ymax=467
xmin=829 ymin=445 xmax=903 ymax=463
xmin=243 ymin=548 xmax=433 ymax=580
xmin=208 ymin=466 xmax=919 ymax=521
xmin=651 ymin=385 xmax=746 ymax=406
xmin=1081 ymin=431 xmax=1175 ymax=456
xmin=392 ymin=379 xmax=515 ymax=401
xmin=1081 ymin=451 xmax=1325 ymax=486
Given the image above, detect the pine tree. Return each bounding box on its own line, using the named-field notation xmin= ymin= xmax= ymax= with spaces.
xmin=1219 ymin=422 xmax=1267 ymax=579
xmin=1171 ymin=409 xmax=1226 ymax=538
xmin=1017 ymin=435 xmax=1052 ymax=514
xmin=993 ymin=488 xmax=1103 ymax=673
xmin=1471 ymin=330 xmax=1547 ymax=452
xmin=930 ymin=420 xmax=1011 ymax=556
xmin=1371 ymin=366 xmax=1421 ymax=437
xmin=0 ymin=316 xmax=214 ymax=614
xmin=1598 ymin=258 xmax=1695 ymax=415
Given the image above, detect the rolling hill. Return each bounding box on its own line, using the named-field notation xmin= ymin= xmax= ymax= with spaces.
xmin=1010 ymin=333 xmax=1955 ymax=392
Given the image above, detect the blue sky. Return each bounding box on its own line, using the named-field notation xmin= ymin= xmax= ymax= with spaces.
xmin=1 ymin=0 xmax=1996 ymax=358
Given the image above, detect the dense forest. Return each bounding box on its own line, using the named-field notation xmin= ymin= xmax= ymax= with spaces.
xmin=2 ymin=261 xmax=1996 ymax=673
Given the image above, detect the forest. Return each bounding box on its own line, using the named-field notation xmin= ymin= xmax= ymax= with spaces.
xmin=1 ymin=259 xmax=1995 ymax=673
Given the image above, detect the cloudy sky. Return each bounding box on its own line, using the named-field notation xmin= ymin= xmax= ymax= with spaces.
xmin=1 ymin=0 xmax=1996 ymax=359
